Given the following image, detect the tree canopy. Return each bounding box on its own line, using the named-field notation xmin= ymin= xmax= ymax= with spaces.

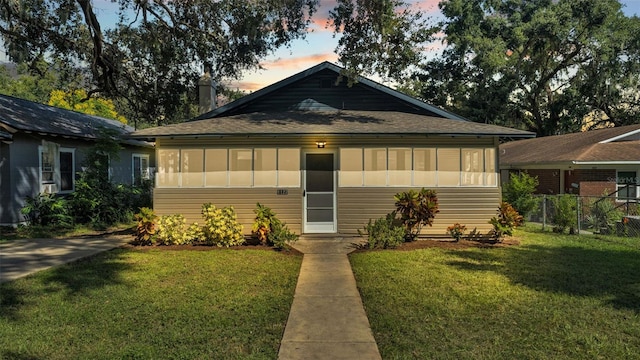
xmin=414 ymin=0 xmax=640 ymax=136
xmin=48 ymin=89 xmax=127 ymax=124
xmin=1 ymin=0 xmax=319 ymax=126
xmin=0 ymin=0 xmax=428 ymax=127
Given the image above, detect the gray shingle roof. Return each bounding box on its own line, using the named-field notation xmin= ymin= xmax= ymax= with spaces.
xmin=194 ymin=61 xmax=468 ymax=121
xmin=131 ymin=110 xmax=534 ymax=138
xmin=0 ymin=94 xmax=151 ymax=147
xmin=500 ymin=124 xmax=640 ymax=165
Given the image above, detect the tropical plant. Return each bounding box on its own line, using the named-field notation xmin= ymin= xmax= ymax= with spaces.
xmin=489 ymin=202 xmax=524 ymax=241
xmin=446 ymin=223 xmax=467 ymax=242
xmin=502 ymin=172 xmax=539 ymax=219
xmin=132 ymin=207 xmax=157 ymax=246
xmin=20 ymin=193 xmax=73 ymax=228
xmin=201 ymin=203 xmax=245 ymax=247
xmin=358 ymin=213 xmax=405 ymax=249
xmin=252 ymin=202 xmax=279 ymax=245
xmin=155 ymin=214 xmax=192 ymax=245
xmin=268 ymin=222 xmax=299 ymax=250
xmin=394 ymin=188 xmax=439 ymax=241
xmin=251 ymin=203 xmax=298 ymax=249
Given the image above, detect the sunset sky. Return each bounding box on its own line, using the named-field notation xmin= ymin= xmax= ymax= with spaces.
xmin=3 ymin=0 xmax=639 ymax=93
xmin=232 ymin=0 xmax=640 ymax=92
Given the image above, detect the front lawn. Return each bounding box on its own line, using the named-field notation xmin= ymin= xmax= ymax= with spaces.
xmin=350 ymin=227 xmax=640 ymax=359
xmin=0 ymin=248 xmax=302 ymax=359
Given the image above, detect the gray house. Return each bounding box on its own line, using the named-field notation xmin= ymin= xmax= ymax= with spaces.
xmin=0 ymin=94 xmax=154 ymax=226
xmin=131 ymin=62 xmax=534 ymax=235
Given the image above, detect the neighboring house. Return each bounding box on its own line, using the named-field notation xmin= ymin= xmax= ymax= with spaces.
xmin=0 ymin=94 xmax=155 ymax=226
xmin=130 ymin=62 xmax=533 ymax=235
xmin=500 ymin=124 xmax=640 ymax=200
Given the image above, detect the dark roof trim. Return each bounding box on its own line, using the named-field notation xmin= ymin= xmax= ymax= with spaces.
xmin=194 ymin=62 xmax=467 ymax=121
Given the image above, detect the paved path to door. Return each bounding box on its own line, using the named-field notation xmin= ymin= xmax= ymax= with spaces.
xmin=0 ymin=236 xmax=129 ymax=283
xmin=279 ymin=238 xmax=382 ymax=360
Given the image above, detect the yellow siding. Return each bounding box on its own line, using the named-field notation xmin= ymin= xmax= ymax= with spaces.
xmin=153 ymin=188 xmax=303 ymax=234
xmin=337 ymin=187 xmax=501 ymax=235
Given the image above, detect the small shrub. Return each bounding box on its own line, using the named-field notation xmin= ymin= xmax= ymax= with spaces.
xmin=589 ymin=197 xmax=624 ymax=233
xmin=502 ymin=172 xmax=539 ymax=219
xmin=446 ymin=223 xmax=467 ymax=242
xmin=489 ymin=202 xmax=523 ymax=241
xmin=252 ymin=202 xmax=298 ymax=249
xmin=155 ymin=214 xmax=192 ymax=245
xmin=252 ymin=202 xmax=279 ymax=245
xmin=268 ymin=221 xmax=299 ymax=250
xmin=186 ymin=222 xmax=205 ymax=243
xmin=552 ymin=194 xmax=577 ymax=234
xmin=358 ymin=213 xmax=405 ymax=249
xmin=132 ymin=207 xmax=157 ymax=245
xmin=21 ymin=193 xmax=73 ymax=228
xmin=394 ymin=188 xmax=439 ymax=241
xmin=201 ymin=203 xmax=245 ymax=247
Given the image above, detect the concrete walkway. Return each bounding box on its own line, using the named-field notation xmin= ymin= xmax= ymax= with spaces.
xmin=0 ymin=236 xmax=129 ymax=283
xmin=279 ymin=237 xmax=382 ymax=360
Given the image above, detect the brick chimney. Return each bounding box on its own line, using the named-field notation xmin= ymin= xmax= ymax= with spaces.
xmin=198 ymin=68 xmax=217 ymax=114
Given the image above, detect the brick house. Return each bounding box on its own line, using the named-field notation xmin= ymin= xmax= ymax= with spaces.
xmin=500 ymin=124 xmax=640 ymax=200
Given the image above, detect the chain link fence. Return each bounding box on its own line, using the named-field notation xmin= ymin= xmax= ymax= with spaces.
xmin=527 ymin=195 xmax=640 ymax=237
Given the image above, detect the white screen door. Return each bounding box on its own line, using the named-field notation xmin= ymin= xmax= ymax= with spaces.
xmin=304 ymin=153 xmax=336 ymax=233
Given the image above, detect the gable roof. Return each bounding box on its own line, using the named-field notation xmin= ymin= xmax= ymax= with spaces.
xmin=500 ymin=124 xmax=640 ymax=165
xmin=0 ymin=94 xmax=151 ymax=147
xmin=194 ymin=61 xmax=467 ymax=121
xmin=132 ymin=62 xmax=534 ymax=139
xmin=132 ymin=110 xmax=533 ymax=138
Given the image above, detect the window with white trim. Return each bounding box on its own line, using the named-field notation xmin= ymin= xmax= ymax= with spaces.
xmin=617 ymin=171 xmax=637 ymax=201
xmin=132 ymin=153 xmax=150 ymax=185
xmin=39 ymin=143 xmax=75 ymax=193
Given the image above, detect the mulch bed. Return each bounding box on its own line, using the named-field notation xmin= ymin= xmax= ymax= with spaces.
xmin=121 ymin=236 xmax=519 ymax=255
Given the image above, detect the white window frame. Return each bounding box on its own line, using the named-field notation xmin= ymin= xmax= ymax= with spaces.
xmin=132 ymin=153 xmax=150 ymax=185
xmin=39 ymin=144 xmax=75 ymax=194
xmin=616 ymin=170 xmax=638 ymax=202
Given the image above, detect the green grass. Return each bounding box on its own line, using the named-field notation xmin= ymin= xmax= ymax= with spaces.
xmin=0 ymin=248 xmax=302 ymax=359
xmin=350 ymin=226 xmax=640 ymax=359
xmin=0 ymin=223 xmax=135 ymax=242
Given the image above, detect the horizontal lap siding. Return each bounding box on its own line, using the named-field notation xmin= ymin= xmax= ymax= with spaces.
xmin=154 ymin=188 xmax=303 ymax=234
xmin=337 ymin=187 xmax=501 ymax=235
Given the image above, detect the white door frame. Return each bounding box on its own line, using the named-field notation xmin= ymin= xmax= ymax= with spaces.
xmin=303 ymin=150 xmax=337 ymax=233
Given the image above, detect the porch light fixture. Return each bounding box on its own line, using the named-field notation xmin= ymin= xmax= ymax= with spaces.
xmin=316 ymin=141 xmax=326 ymax=148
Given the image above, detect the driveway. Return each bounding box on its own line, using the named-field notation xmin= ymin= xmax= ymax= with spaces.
xmin=0 ymin=236 xmax=130 ymax=283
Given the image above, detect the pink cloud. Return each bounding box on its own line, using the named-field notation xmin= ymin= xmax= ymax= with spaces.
xmin=262 ymin=53 xmax=339 ymax=69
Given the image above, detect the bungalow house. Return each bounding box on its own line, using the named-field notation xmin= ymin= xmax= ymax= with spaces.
xmin=500 ymin=124 xmax=640 ymax=200
xmin=130 ymin=62 xmax=533 ymax=235
xmin=0 ymin=94 xmax=155 ymax=226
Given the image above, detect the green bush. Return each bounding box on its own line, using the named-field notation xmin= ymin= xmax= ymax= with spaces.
xmin=201 ymin=203 xmax=245 ymax=247
xmin=155 ymin=214 xmax=192 ymax=245
xmin=358 ymin=213 xmax=405 ymax=249
xmin=251 ymin=202 xmax=298 ymax=249
xmin=489 ymin=202 xmax=524 ymax=241
xmin=552 ymin=194 xmax=577 ymax=234
xmin=589 ymin=197 xmax=624 ymax=232
xmin=394 ymin=188 xmax=439 ymax=241
xmin=268 ymin=221 xmax=299 ymax=250
xmin=21 ymin=193 xmax=73 ymax=228
xmin=502 ymin=172 xmax=539 ymax=218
